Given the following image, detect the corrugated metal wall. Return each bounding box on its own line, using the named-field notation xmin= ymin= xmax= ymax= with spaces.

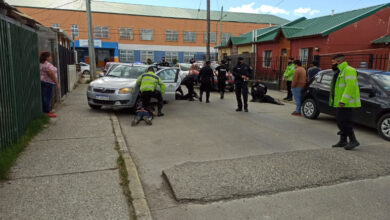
xmin=0 ymin=18 xmax=42 ymax=150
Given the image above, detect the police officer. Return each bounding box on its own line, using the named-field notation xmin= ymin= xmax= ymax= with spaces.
xmin=330 ymin=54 xmax=361 ymax=150
xmin=159 ymin=57 xmax=170 ymax=67
xmin=283 ymin=57 xmax=294 ymax=101
xmin=133 ymin=66 xmax=165 ymax=126
xmin=233 ymin=57 xmax=250 ymax=112
xmin=198 ymin=61 xmax=214 ymax=103
xmin=215 ymin=60 xmax=229 ymax=99
xmin=251 ymin=80 xmax=283 ymax=105
xmin=180 ymin=73 xmax=197 ymax=101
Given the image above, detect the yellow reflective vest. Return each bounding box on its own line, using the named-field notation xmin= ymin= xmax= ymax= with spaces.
xmin=136 ymin=71 xmax=166 ymax=94
xmin=283 ymin=63 xmax=294 ymax=81
xmin=329 ymin=61 xmax=361 ymax=108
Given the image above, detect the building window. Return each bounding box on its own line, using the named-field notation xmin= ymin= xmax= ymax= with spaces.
xmin=94 ymin=26 xmax=109 ymax=38
xmin=165 ymin=51 xmax=178 ymax=63
xmin=210 ymin=53 xmax=217 ymax=61
xmin=119 ymin=28 xmax=133 ymax=40
xmin=165 ymin=30 xmax=178 ymax=42
xmin=183 ymin=52 xmax=196 ymax=63
xmin=184 ymin=31 xmax=196 ymax=42
xmin=140 ymin=51 xmax=154 ymax=62
xmin=70 ymin=24 xmax=78 ymax=38
xmin=51 ymin=23 xmax=59 ymax=29
xmin=222 ymin=33 xmax=232 ymax=44
xmin=262 ymin=50 xmax=272 ymax=68
xmin=299 ymin=48 xmax=309 ymax=65
xmin=119 ymin=50 xmax=134 ymax=63
xmin=140 ymin=29 xmax=153 ymax=41
xmin=204 ymin=32 xmax=216 ymax=43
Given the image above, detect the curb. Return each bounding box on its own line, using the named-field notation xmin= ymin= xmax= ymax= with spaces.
xmin=110 ymin=113 xmax=153 ymax=220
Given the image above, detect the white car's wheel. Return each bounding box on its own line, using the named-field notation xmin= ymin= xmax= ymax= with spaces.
xmin=83 ymin=70 xmax=90 ymax=75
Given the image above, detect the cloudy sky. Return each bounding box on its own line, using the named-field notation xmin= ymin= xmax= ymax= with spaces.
xmin=101 ymin=0 xmax=389 ymax=20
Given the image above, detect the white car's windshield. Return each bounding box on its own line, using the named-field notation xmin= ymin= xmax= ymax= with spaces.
xmin=107 ymin=65 xmax=148 ymax=78
xmin=371 ymin=74 xmax=390 ymax=91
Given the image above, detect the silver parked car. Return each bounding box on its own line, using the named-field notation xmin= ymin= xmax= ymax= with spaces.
xmin=87 ymin=64 xmax=181 ymax=110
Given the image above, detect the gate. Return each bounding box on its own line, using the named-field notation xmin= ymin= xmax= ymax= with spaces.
xmin=58 ymin=45 xmax=74 ymax=96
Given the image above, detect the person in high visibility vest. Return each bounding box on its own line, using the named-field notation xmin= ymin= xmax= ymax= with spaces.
xmin=329 ymin=54 xmax=361 ymax=150
xmin=283 ymin=57 xmax=295 ymax=101
xmin=132 ymin=66 xmax=166 ymax=126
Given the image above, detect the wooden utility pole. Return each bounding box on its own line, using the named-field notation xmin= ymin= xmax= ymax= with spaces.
xmin=206 ymin=0 xmax=210 ymax=61
xmin=219 ymin=6 xmax=223 ymax=46
xmin=86 ymin=0 xmax=96 ymax=80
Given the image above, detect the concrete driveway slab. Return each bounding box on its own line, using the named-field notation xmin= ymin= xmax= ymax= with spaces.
xmin=163 ymin=147 xmax=390 ymax=202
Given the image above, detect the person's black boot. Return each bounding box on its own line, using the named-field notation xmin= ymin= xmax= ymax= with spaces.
xmin=345 ymin=133 xmax=360 ymax=150
xmin=332 ymin=135 xmax=348 ymax=148
xmin=235 ymin=108 xmax=242 ymax=112
xmin=157 ymin=112 xmax=164 ymax=117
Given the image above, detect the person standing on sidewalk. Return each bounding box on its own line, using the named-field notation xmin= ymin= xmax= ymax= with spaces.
xmin=215 ymin=60 xmax=229 ymax=99
xmin=283 ymin=57 xmax=295 ymax=101
xmin=40 ymin=51 xmax=60 ymax=118
xmin=198 ymin=61 xmax=214 ymax=103
xmin=133 ymin=66 xmax=165 ymax=126
xmin=233 ymin=57 xmax=250 ymax=112
xmin=330 ymin=54 xmax=361 ymax=150
xmin=291 ymin=60 xmax=307 ymax=116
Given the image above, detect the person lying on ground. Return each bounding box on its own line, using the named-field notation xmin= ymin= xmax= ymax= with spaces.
xmin=250 ymin=80 xmax=284 ymax=105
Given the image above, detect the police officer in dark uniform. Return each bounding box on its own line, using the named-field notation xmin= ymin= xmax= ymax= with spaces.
xmin=159 ymin=57 xmax=170 ymax=67
xmin=251 ymin=80 xmax=284 ymax=105
xmin=233 ymin=57 xmax=250 ymax=112
xmin=215 ymin=60 xmax=229 ymax=99
xmin=179 ymin=73 xmax=197 ymax=101
xmin=198 ymin=61 xmax=214 ymax=103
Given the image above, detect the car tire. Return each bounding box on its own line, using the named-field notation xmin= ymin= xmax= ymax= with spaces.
xmin=377 ymin=113 xmax=390 ymax=141
xmin=302 ymin=98 xmax=319 ymax=119
xmin=88 ymin=103 xmax=101 ymax=110
xmin=83 ymin=70 xmax=90 ymax=75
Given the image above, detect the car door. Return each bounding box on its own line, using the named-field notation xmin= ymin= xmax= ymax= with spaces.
xmin=354 ymin=73 xmax=379 ymax=127
xmin=157 ymin=68 xmax=179 ymax=101
xmin=317 ymin=70 xmax=335 ymax=115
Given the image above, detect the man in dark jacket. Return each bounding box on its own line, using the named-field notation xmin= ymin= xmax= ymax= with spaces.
xmin=251 ymin=80 xmax=284 ymax=105
xmin=215 ymin=60 xmax=229 ymax=99
xmin=233 ymin=57 xmax=250 ymax=112
xmin=159 ymin=57 xmax=170 ymax=67
xmin=307 ymin=60 xmax=321 ymax=81
xmin=198 ymin=61 xmax=214 ymax=103
xmin=179 ymin=74 xmax=197 ymax=101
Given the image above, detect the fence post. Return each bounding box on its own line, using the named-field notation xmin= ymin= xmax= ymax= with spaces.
xmin=368 ymin=54 xmax=374 ymax=69
xmin=6 ymin=22 xmax=18 ymax=143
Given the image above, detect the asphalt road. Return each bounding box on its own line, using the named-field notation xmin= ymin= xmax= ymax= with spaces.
xmin=116 ymin=89 xmax=390 ymax=220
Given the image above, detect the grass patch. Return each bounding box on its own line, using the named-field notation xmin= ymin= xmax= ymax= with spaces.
xmin=117 ymin=154 xmax=135 ymax=218
xmin=0 ymin=115 xmax=49 ymax=180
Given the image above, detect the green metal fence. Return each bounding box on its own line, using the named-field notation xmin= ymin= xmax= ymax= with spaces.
xmin=0 ymin=18 xmax=42 ymax=150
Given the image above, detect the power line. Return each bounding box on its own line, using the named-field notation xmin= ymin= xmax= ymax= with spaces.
xmin=28 ymin=0 xmax=82 ymax=17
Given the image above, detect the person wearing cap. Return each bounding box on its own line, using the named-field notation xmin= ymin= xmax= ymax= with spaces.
xmin=330 ymin=54 xmax=361 ymax=150
xmin=198 ymin=61 xmax=214 ymax=103
xmin=133 ymin=66 xmax=166 ymax=126
xmin=215 ymin=60 xmax=229 ymax=99
xmin=283 ymin=57 xmax=295 ymax=101
xmin=232 ymin=57 xmax=250 ymax=112
xmin=159 ymin=57 xmax=170 ymax=67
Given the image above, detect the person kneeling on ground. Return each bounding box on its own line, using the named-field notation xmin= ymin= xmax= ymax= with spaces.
xmin=250 ymin=80 xmax=284 ymax=105
xmin=177 ymin=73 xmax=198 ymax=101
xmin=132 ymin=66 xmax=165 ymax=126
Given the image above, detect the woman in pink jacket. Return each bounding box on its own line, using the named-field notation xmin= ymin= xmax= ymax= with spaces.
xmin=40 ymin=51 xmax=60 ymax=118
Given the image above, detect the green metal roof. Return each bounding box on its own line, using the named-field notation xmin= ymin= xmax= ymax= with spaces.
xmin=285 ymin=3 xmax=390 ymax=39
xmin=255 ymin=3 xmax=389 ymax=43
xmin=7 ymin=0 xmax=289 ymax=24
xmin=372 ymin=35 xmax=390 ymax=44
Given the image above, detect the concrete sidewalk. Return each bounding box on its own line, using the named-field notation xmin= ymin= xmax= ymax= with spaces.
xmin=0 ymin=84 xmax=131 ymax=220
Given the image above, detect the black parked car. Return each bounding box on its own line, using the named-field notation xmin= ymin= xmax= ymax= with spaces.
xmin=301 ymin=69 xmax=390 ymax=141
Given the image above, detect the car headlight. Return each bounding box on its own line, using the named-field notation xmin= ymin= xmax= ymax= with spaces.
xmin=119 ymin=87 xmax=133 ymax=94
